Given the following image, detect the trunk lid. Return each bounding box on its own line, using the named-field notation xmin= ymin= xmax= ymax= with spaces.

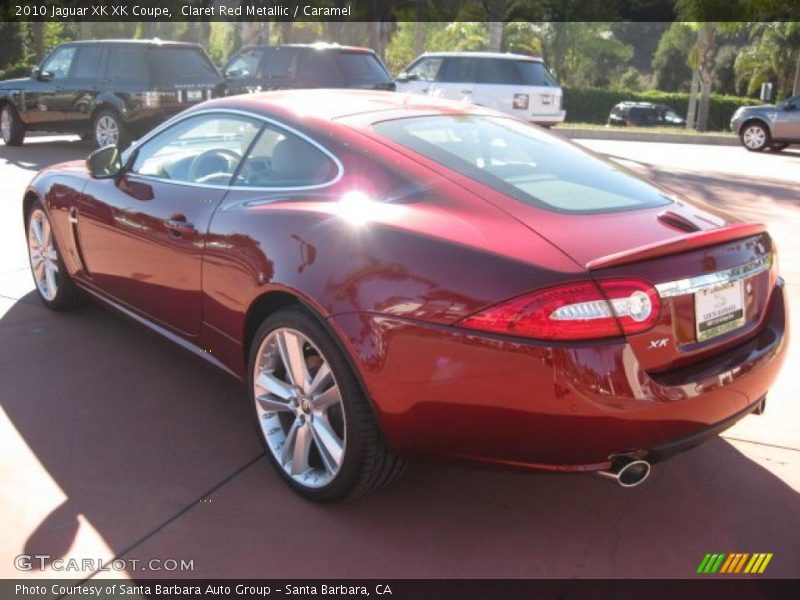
xmin=496 ymin=199 xmax=776 ymax=372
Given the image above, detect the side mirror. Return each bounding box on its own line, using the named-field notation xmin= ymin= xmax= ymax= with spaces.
xmin=785 ymin=103 xmax=796 ymax=112
xmin=86 ymin=145 xmax=122 ymax=179
xmin=30 ymin=66 xmax=40 ymax=78
xmin=395 ymin=72 xmax=409 ymax=83
xmin=37 ymin=70 xmax=53 ymax=82
xmin=225 ymin=68 xmax=243 ymax=79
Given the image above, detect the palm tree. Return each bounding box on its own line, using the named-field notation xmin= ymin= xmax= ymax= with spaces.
xmin=488 ymin=0 xmax=507 ymax=51
xmin=694 ymin=22 xmax=717 ymax=132
xmin=32 ymin=22 xmax=45 ymax=63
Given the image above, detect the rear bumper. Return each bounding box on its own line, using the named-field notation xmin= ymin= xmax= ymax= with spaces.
xmin=329 ymin=280 xmax=788 ymax=471
xmin=529 ymin=110 xmax=566 ymax=125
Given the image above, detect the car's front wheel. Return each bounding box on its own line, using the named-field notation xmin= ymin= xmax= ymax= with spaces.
xmin=93 ymin=109 xmax=129 ymax=149
xmin=248 ymin=307 xmax=405 ymax=502
xmin=740 ymin=121 xmax=770 ymax=152
xmin=1 ymin=104 xmax=26 ymax=146
xmin=26 ymin=201 xmax=80 ymax=310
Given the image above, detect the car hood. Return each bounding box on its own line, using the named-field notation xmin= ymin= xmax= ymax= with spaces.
xmin=738 ymin=104 xmax=776 ymax=114
xmin=0 ymin=77 xmax=31 ymax=89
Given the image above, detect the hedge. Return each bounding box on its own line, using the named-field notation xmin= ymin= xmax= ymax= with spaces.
xmin=562 ymin=87 xmax=763 ymax=132
xmin=0 ymin=63 xmax=34 ymax=81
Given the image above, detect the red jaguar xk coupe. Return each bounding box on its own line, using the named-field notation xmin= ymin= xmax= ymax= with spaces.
xmin=23 ymin=91 xmax=788 ymax=501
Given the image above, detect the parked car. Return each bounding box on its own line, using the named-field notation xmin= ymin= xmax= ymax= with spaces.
xmin=731 ymin=95 xmax=800 ymax=151
xmin=223 ymin=43 xmax=395 ymax=96
xmin=608 ymin=101 xmax=685 ymax=127
xmin=395 ymin=51 xmax=565 ymax=126
xmin=0 ymin=40 xmax=224 ymax=149
xmin=24 ymin=90 xmax=786 ymax=501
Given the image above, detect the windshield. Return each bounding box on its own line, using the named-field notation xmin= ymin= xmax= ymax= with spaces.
xmin=374 ymin=115 xmax=672 ymax=214
xmin=338 ymin=51 xmax=392 ymax=85
xmin=151 ymin=47 xmax=221 ymax=84
xmin=515 ymin=61 xmax=557 ymax=87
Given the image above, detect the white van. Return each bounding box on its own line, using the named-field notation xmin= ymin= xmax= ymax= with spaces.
xmin=395 ymin=52 xmax=566 ymax=126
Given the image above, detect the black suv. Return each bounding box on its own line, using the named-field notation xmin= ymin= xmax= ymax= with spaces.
xmin=223 ymin=43 xmax=395 ymax=95
xmin=608 ymin=101 xmax=685 ymax=127
xmin=0 ymin=40 xmax=223 ymax=148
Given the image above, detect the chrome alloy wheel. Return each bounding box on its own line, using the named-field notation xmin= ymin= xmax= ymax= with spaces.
xmin=253 ymin=327 xmax=346 ymax=489
xmin=1 ymin=107 xmax=10 ymax=141
xmin=742 ymin=125 xmax=766 ymax=149
xmin=27 ymin=209 xmax=59 ymax=302
xmin=95 ymin=115 xmax=119 ymax=147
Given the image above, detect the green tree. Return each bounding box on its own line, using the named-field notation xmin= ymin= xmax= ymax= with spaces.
xmin=533 ymin=23 xmax=633 ymax=88
xmin=652 ymin=22 xmax=695 ymax=91
xmin=735 ymin=22 xmax=800 ymax=100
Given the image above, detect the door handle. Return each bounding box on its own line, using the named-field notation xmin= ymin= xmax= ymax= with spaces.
xmin=165 ymin=215 xmax=195 ymax=236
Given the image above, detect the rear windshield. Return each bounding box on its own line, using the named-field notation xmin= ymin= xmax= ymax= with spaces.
xmin=337 ymin=51 xmax=392 ymax=86
xmin=474 ymin=59 xmax=557 ymax=87
xmin=514 ymin=60 xmax=557 ymax=86
xmin=150 ymin=46 xmax=220 ymax=84
xmin=374 ymin=115 xmax=671 ymax=214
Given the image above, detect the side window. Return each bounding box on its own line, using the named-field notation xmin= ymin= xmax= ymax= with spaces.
xmin=41 ymin=46 xmax=77 ymax=80
xmin=226 ymin=48 xmax=266 ymax=78
xmin=439 ymin=58 xmax=473 ymax=83
xmin=106 ymin=46 xmax=149 ymax=83
xmin=407 ymin=57 xmax=443 ymax=82
xmin=475 ymin=59 xmax=521 ymax=85
xmin=296 ymin=50 xmax=342 ymax=85
xmin=71 ymin=46 xmax=104 ymax=79
xmin=262 ymin=48 xmax=299 ymax=81
xmin=131 ymin=114 xmax=262 ymax=186
xmin=233 ymin=124 xmax=338 ymax=188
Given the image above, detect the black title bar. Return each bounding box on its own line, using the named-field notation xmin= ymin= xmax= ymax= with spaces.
xmin=3 ymin=0 xmax=800 ymax=22
xmin=3 ymin=579 xmax=800 ymax=600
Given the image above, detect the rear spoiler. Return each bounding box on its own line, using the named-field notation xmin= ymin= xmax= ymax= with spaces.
xmin=586 ymin=223 xmax=767 ymax=270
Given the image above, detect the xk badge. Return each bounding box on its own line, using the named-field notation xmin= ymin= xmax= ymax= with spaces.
xmin=647 ymin=338 xmax=669 ymax=349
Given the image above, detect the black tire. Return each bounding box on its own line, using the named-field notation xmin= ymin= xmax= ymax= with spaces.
xmin=740 ymin=121 xmax=770 ymax=152
xmin=248 ymin=307 xmax=406 ymax=502
xmin=1 ymin=103 xmax=26 ymax=146
xmin=25 ymin=200 xmax=81 ymax=311
xmin=92 ymin=109 xmax=129 ymax=149
xmin=770 ymin=142 xmax=788 ymax=152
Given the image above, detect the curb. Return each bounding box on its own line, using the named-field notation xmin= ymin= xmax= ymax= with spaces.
xmin=555 ymin=127 xmax=740 ymax=146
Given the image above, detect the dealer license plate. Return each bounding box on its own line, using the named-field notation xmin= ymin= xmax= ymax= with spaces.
xmin=695 ymin=280 xmax=745 ymax=342
xmin=186 ymin=90 xmax=203 ymax=102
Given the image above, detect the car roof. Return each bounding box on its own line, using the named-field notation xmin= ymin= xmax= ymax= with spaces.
xmin=192 ymin=89 xmax=499 ymax=128
xmin=61 ymin=39 xmax=200 ymax=47
xmin=419 ymin=51 xmax=543 ymax=62
xmin=615 ymin=101 xmax=659 ymax=108
xmin=238 ymin=43 xmax=375 ymax=53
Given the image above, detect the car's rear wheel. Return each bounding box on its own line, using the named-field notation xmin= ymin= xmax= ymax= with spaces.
xmin=1 ymin=104 xmax=26 ymax=146
xmin=26 ymin=201 xmax=80 ymax=310
xmin=93 ymin=109 xmax=129 ymax=149
xmin=741 ymin=122 xmax=770 ymax=151
xmin=248 ymin=307 xmax=405 ymax=502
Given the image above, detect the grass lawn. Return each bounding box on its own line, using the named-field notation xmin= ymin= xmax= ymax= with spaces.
xmin=555 ymin=122 xmax=736 ymax=137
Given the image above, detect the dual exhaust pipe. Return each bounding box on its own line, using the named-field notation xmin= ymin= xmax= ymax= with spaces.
xmin=597 ymin=456 xmax=651 ymax=488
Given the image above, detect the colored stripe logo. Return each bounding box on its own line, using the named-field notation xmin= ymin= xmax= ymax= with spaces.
xmin=697 ymin=553 xmax=773 ymax=574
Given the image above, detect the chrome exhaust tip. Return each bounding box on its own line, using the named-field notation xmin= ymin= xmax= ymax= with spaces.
xmin=597 ymin=457 xmax=651 ymax=488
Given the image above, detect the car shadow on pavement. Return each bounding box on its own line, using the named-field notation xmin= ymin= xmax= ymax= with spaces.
xmin=0 ymin=138 xmax=91 ymax=171
xmin=1 ymin=291 xmax=798 ymax=579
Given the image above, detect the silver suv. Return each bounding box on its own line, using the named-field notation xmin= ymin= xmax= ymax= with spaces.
xmin=731 ymin=95 xmax=800 ymax=152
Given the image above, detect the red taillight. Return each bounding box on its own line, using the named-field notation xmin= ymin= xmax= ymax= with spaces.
xmin=457 ymin=279 xmax=661 ymax=341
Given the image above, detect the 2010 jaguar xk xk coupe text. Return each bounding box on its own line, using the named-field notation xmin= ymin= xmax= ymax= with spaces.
xmin=23 ymin=91 xmax=788 ymax=501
